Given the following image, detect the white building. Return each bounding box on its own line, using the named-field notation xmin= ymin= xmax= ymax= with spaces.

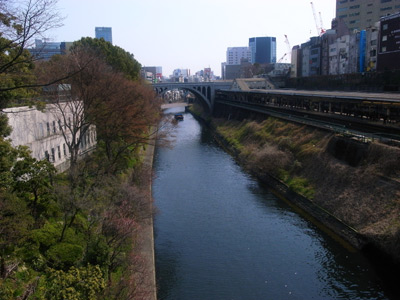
xmin=4 ymin=102 xmax=96 ymax=172
xmin=226 ymin=47 xmax=252 ymax=65
xmin=365 ymin=23 xmax=379 ymax=72
xmin=329 ymin=35 xmax=350 ymax=75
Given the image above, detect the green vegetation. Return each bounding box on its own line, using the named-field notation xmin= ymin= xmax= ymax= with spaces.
xmin=0 ymin=2 xmax=162 ymax=298
xmin=214 ymin=118 xmax=327 ymax=199
xmin=71 ymin=37 xmax=141 ymax=81
xmin=0 ymin=0 xmax=63 ymax=108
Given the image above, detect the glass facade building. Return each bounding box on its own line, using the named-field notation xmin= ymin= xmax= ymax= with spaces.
xmin=28 ymin=39 xmax=71 ymax=60
xmin=249 ymin=36 xmax=276 ymax=64
xmin=95 ymin=27 xmax=112 ymax=44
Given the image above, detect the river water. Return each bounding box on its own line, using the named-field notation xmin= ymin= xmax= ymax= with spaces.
xmin=153 ymin=107 xmax=393 ymax=300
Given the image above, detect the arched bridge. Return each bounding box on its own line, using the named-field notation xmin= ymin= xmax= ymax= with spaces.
xmin=152 ymin=81 xmax=232 ymax=111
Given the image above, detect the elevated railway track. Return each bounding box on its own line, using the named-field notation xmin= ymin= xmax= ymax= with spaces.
xmin=214 ymin=89 xmax=400 ymax=144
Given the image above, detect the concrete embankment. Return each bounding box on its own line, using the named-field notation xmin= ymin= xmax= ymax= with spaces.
xmin=134 ymin=137 xmax=157 ymax=300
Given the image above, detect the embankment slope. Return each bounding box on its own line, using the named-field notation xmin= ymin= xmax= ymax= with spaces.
xmin=207 ymin=115 xmax=400 ymax=263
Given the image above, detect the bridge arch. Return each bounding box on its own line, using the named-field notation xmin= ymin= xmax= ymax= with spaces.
xmin=153 ymin=84 xmax=213 ymax=111
xmin=152 ymin=81 xmax=233 ymax=112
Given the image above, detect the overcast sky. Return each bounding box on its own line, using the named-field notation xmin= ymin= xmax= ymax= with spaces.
xmin=48 ymin=0 xmax=336 ymax=77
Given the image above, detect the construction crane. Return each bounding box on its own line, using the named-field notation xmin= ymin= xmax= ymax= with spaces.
xmin=310 ymin=2 xmax=325 ymax=36
xmin=319 ymin=12 xmax=325 ymax=34
xmin=278 ymin=35 xmax=292 ymax=63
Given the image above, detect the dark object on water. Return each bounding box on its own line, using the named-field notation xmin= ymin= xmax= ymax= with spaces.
xmin=174 ymin=113 xmax=184 ymax=121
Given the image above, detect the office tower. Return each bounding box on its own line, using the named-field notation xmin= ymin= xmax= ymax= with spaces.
xmin=95 ymin=27 xmax=112 ymax=43
xmin=28 ymin=39 xmax=70 ymax=60
xmin=249 ymin=36 xmax=276 ymax=64
xmin=336 ymin=0 xmax=400 ymax=31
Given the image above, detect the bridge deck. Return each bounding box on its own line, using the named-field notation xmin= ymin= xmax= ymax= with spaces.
xmin=237 ymin=89 xmax=400 ymax=103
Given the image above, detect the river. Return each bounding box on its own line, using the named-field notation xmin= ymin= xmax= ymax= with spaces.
xmin=153 ymin=107 xmax=394 ymax=300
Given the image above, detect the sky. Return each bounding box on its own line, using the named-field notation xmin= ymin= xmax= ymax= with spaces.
xmin=47 ymin=0 xmax=337 ymax=77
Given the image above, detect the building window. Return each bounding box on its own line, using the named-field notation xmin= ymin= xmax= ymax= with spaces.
xmin=53 ymin=121 xmax=56 ymax=133
xmin=58 ymin=120 xmax=62 ymax=131
xmin=349 ymin=5 xmax=360 ymax=9
xmin=63 ymin=143 xmax=67 ymax=156
xmin=47 ymin=122 xmax=50 ymax=135
xmin=45 ymin=150 xmax=49 ymax=161
xmin=380 ymin=6 xmax=392 ymax=11
xmin=39 ymin=123 xmax=44 ymax=138
xmin=381 ymin=0 xmax=392 ymax=3
xmin=382 ymin=35 xmax=388 ymax=41
xmin=339 ymin=0 xmax=348 ymax=3
xmin=51 ymin=148 xmax=55 ymax=162
xmin=382 ymin=46 xmax=387 ymax=52
xmin=57 ymin=145 xmax=61 ymax=159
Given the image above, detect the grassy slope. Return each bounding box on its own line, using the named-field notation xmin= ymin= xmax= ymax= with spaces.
xmin=212 ymin=116 xmax=400 ymax=262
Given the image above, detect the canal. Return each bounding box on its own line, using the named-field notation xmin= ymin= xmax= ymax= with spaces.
xmin=153 ymin=107 xmax=393 ymax=300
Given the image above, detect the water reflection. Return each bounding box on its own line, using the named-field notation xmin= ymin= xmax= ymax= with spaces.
xmin=153 ymin=109 xmax=392 ymax=300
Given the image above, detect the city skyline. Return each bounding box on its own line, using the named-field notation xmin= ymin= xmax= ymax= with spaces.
xmin=48 ymin=0 xmax=336 ymax=77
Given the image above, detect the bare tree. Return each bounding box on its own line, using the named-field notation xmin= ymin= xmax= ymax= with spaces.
xmin=0 ymin=0 xmax=64 ymax=94
xmin=38 ymin=46 xmax=162 ymax=175
xmin=36 ymin=50 xmax=108 ymax=177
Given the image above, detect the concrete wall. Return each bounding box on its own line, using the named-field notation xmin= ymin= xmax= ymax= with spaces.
xmin=4 ymin=102 xmax=96 ymax=172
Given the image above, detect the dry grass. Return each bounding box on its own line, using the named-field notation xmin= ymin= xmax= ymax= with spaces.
xmin=213 ymin=116 xmax=400 ymax=260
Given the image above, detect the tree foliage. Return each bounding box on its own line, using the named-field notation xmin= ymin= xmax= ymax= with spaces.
xmin=11 ymin=147 xmax=56 ymax=223
xmin=71 ymin=37 xmax=141 ymax=81
xmin=0 ymin=0 xmax=63 ymax=107
xmin=1 ymin=7 xmax=159 ymax=296
xmin=40 ymin=265 xmax=105 ymax=300
xmin=37 ymin=45 xmax=161 ymax=174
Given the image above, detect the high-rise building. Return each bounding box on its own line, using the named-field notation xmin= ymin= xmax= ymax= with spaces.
xmin=226 ymin=47 xmax=252 ymax=65
xmin=95 ymin=27 xmax=112 ymax=43
xmin=28 ymin=39 xmax=71 ymax=60
xmin=336 ymin=0 xmax=400 ymax=32
xmin=378 ymin=11 xmax=400 ymax=71
xmin=248 ymin=36 xmax=276 ymax=64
